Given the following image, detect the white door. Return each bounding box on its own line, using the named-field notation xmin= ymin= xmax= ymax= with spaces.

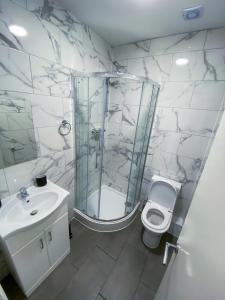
xmin=12 ymin=232 xmax=49 ymax=293
xmin=45 ymin=213 xmax=70 ymax=266
xmin=155 ymin=111 xmax=225 ymax=300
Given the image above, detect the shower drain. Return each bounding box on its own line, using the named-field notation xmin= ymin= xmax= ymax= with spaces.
xmin=30 ymin=210 xmax=38 ymax=216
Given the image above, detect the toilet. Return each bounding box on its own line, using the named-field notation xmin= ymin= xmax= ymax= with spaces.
xmin=141 ymin=175 xmax=181 ymax=249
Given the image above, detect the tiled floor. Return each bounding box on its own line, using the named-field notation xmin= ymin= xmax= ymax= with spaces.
xmin=1 ymin=215 xmax=175 ymax=300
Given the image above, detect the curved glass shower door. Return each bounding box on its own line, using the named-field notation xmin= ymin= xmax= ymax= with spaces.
xmin=74 ymin=73 xmax=159 ymax=223
xmin=74 ymin=76 xmax=106 ymax=219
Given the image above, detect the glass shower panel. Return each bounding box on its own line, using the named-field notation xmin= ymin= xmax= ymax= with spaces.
xmin=74 ymin=77 xmax=89 ymax=213
xmin=86 ymin=77 xmax=106 ymax=218
xmin=125 ymin=83 xmax=159 ymax=214
xmin=74 ymin=72 xmax=160 ymax=223
xmin=102 ymin=78 xmax=143 ymax=198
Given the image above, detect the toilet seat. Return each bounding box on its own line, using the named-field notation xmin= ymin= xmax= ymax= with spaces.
xmin=141 ymin=200 xmax=172 ymax=234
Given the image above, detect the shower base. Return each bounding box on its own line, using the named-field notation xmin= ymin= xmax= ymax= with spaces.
xmin=74 ymin=185 xmax=140 ymax=232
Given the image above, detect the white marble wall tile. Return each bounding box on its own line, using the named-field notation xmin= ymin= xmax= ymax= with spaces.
xmin=203 ymin=49 xmax=225 ymax=81
xmin=0 ymin=170 xmax=9 ymax=198
xmin=0 ymin=46 xmax=33 ymax=93
xmin=31 ymin=94 xmax=64 ymax=127
xmin=99 ymin=55 xmax=112 ymax=72
xmin=83 ymin=48 xmax=108 ymax=73
xmin=128 ymin=55 xmax=172 ymax=82
xmin=149 ymin=130 xmax=181 ymax=154
xmin=205 ymin=28 xmax=225 ymax=50
xmin=127 ymin=58 xmax=147 ymax=78
xmin=30 ymin=55 xmax=71 ymax=97
xmin=155 ymin=107 xmax=219 ymax=137
xmin=60 ymin=33 xmax=85 ymax=71
xmin=150 ymin=31 xmax=206 ymax=55
xmin=178 ymin=134 xmax=210 ymax=159
xmin=191 ymin=81 xmax=225 ymax=110
xmin=113 ymin=40 xmax=151 ymax=60
xmin=112 ymin=59 xmax=128 ymax=73
xmin=0 ymin=0 xmax=61 ymax=63
xmin=170 ymin=51 xmax=206 ymax=81
xmin=150 ymin=151 xmax=201 ymax=183
xmin=83 ymin=26 xmax=111 ymax=60
xmin=175 ymin=108 xmax=219 ymax=137
xmin=157 ymin=82 xmax=194 ymax=108
xmin=31 ymin=150 xmax=65 ymax=179
xmin=38 ymin=127 xmax=70 ymax=155
xmin=153 ymin=107 xmax=177 ymax=131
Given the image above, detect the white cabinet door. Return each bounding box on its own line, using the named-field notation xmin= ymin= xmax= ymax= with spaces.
xmin=12 ymin=232 xmax=50 ymax=293
xmin=45 ymin=213 xmax=70 ymax=266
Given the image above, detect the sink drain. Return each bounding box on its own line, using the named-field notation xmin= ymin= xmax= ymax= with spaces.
xmin=30 ymin=210 xmax=38 ymax=216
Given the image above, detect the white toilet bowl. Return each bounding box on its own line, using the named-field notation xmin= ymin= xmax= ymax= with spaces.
xmin=141 ymin=175 xmax=181 ymax=248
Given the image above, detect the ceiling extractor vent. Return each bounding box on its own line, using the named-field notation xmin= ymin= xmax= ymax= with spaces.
xmin=183 ymin=5 xmax=204 ymax=20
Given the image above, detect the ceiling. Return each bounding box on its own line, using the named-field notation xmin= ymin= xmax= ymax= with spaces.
xmin=56 ymin=0 xmax=225 ymax=46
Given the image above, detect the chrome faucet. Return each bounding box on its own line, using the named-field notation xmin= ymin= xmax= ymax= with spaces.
xmin=19 ymin=187 xmax=29 ymax=199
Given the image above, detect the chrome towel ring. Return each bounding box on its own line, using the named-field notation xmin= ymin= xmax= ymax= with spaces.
xmin=58 ymin=120 xmax=71 ymax=136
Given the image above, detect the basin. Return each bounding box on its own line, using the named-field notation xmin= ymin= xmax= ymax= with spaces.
xmin=0 ymin=181 xmax=69 ymax=238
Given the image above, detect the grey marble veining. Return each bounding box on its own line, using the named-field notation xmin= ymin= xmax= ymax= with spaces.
xmin=31 ymin=55 xmax=72 ymax=97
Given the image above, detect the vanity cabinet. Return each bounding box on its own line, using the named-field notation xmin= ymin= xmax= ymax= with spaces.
xmin=2 ymin=204 xmax=70 ymax=297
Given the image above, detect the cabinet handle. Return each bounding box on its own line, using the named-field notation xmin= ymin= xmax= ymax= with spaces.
xmin=40 ymin=238 xmax=44 ymax=249
xmin=48 ymin=231 xmax=52 ymax=242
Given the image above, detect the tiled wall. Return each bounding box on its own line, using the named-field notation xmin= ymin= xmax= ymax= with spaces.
xmin=113 ymin=28 xmax=225 ymax=227
xmin=0 ymin=0 xmax=112 ymax=279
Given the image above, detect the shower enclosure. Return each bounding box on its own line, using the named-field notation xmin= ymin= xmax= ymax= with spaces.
xmin=73 ymin=72 xmax=159 ymax=231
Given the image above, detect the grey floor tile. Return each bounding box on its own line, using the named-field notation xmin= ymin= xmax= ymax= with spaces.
xmin=56 ymin=246 xmax=115 ymax=300
xmin=70 ymin=226 xmax=101 ymax=269
xmin=127 ymin=225 xmax=148 ymax=255
xmin=140 ymin=248 xmax=166 ymax=291
xmin=96 ymin=226 xmax=131 ymax=260
xmin=133 ymin=282 xmax=155 ymax=300
xmin=101 ymin=243 xmax=147 ymax=300
xmin=1 ymin=275 xmax=25 ymax=300
xmin=28 ymin=255 xmax=77 ymax=300
xmin=71 ymin=219 xmax=87 ymax=235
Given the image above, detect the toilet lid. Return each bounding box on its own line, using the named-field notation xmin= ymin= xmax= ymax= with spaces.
xmin=149 ymin=181 xmax=177 ymax=210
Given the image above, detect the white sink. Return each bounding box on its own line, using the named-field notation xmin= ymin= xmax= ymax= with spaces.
xmin=0 ymin=181 xmax=69 ymax=238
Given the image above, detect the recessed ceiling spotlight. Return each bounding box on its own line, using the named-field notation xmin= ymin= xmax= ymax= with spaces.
xmin=183 ymin=5 xmax=204 ymax=20
xmin=9 ymin=24 xmax=27 ymax=37
xmin=175 ymin=58 xmax=189 ymax=66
